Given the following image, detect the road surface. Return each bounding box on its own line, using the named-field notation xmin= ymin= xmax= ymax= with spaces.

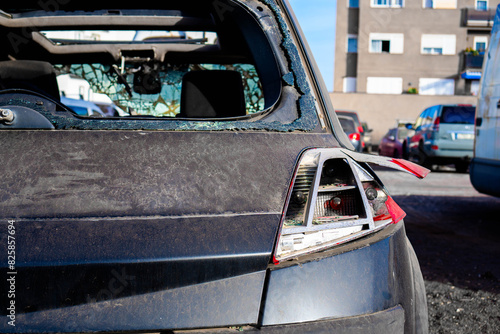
xmin=374 ymin=166 xmax=500 ymax=334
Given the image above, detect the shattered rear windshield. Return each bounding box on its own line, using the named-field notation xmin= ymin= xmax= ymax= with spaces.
xmin=55 ymin=63 xmax=264 ymax=117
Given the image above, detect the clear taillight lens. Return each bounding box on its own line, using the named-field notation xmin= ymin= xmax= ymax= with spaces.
xmin=274 ymin=148 xmax=428 ymax=263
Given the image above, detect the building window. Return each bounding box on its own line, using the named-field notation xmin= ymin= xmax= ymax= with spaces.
xmin=474 ymin=36 xmax=488 ymax=52
xmin=476 ymin=0 xmax=488 ymax=10
xmin=369 ymin=33 xmax=404 ymax=54
xmin=343 ymin=77 xmax=357 ymax=93
xmin=366 ymin=77 xmax=403 ymax=94
xmin=423 ymin=0 xmax=457 ymax=9
xmin=423 ymin=47 xmax=443 ymax=55
xmin=371 ymin=0 xmax=403 ymax=7
xmin=421 ymin=34 xmax=456 ymax=55
xmin=347 ymin=35 xmax=358 ymax=53
xmin=348 ymin=0 xmax=359 ymax=8
xmin=419 ymin=78 xmax=455 ymax=95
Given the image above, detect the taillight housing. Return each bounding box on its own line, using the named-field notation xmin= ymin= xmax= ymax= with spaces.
xmin=348 ymin=133 xmax=361 ymax=141
xmin=273 ymin=148 xmax=428 ymax=263
xmin=432 ymin=117 xmax=440 ymax=131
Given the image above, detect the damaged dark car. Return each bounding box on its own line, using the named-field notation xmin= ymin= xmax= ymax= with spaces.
xmin=0 ymin=1 xmax=429 ymax=333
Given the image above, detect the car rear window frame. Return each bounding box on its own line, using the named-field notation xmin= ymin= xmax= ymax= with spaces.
xmin=0 ymin=0 xmax=322 ymax=133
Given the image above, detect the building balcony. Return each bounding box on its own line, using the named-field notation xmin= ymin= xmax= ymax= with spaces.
xmin=463 ymin=7 xmax=495 ymax=27
xmin=463 ymin=53 xmax=485 ymax=69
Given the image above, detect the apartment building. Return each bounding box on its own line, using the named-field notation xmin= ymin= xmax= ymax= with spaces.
xmin=331 ymin=0 xmax=500 ymax=145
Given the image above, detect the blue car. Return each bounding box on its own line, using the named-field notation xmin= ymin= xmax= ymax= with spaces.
xmin=61 ymin=97 xmax=106 ymax=117
xmin=406 ymin=104 xmax=475 ymax=172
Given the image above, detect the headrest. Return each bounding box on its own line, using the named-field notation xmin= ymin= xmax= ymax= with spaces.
xmin=0 ymin=60 xmax=60 ymax=102
xmin=179 ymin=70 xmax=246 ymax=118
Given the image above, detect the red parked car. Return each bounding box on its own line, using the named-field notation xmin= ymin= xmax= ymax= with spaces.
xmin=379 ymin=126 xmax=414 ymax=158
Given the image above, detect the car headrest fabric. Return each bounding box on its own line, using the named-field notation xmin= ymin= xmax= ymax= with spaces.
xmin=0 ymin=60 xmax=60 ymax=102
xmin=179 ymin=70 xmax=246 ymax=118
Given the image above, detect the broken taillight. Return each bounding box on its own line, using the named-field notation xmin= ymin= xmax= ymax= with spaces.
xmin=273 ymin=148 xmax=428 ymax=263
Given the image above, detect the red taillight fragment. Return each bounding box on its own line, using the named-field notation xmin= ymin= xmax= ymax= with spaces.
xmin=358 ymin=126 xmax=364 ymax=133
xmin=374 ymin=214 xmax=392 ymax=221
xmin=390 ymin=158 xmax=430 ymax=179
xmin=341 ymin=150 xmax=430 ymax=179
xmin=385 ymin=196 xmax=406 ymax=224
xmin=431 ymin=145 xmax=439 ymax=150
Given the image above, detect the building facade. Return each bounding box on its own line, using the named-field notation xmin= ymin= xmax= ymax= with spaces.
xmin=331 ymin=0 xmax=500 ymax=146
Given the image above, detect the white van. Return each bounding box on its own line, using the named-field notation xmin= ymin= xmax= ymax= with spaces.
xmin=470 ymin=4 xmax=500 ymax=197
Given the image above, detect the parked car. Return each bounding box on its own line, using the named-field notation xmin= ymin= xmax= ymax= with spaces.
xmin=91 ymin=93 xmax=130 ymax=117
xmin=0 ymin=2 xmax=429 ymax=333
xmin=339 ymin=115 xmax=363 ymax=152
xmin=379 ymin=126 xmax=414 ymax=158
xmin=335 ymin=109 xmax=367 ymax=150
xmin=61 ymin=96 xmax=107 ymax=117
xmin=405 ymin=104 xmax=475 ymax=172
xmin=470 ymin=4 xmax=500 ymax=197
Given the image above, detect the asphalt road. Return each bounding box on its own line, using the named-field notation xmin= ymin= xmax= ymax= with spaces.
xmin=374 ymin=165 xmax=500 ymax=333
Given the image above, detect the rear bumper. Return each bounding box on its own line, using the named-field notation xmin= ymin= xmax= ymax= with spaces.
xmin=260 ymin=306 xmax=405 ymax=334
xmin=425 ymin=148 xmax=473 ymax=163
xmin=175 ymin=305 xmax=405 ymax=334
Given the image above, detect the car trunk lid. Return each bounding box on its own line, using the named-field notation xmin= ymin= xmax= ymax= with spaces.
xmin=0 ymin=130 xmax=337 ymax=332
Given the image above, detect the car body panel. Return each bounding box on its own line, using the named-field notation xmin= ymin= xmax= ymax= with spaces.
xmin=9 ymin=272 xmax=266 ymax=333
xmin=0 ymin=130 xmax=338 ymax=218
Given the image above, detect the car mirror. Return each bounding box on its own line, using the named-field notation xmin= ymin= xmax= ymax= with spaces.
xmin=133 ymin=63 xmax=162 ymax=95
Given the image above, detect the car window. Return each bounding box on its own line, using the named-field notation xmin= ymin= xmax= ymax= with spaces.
xmin=414 ymin=108 xmax=428 ymax=129
xmin=423 ymin=106 xmax=438 ymax=126
xmin=397 ymin=128 xmax=412 ymax=140
xmin=339 ymin=117 xmax=356 ymax=133
xmin=440 ymin=106 xmax=475 ymax=124
xmin=55 ymin=63 xmax=264 ymax=117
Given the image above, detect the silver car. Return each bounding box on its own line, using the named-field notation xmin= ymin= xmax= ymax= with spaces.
xmin=406 ymin=104 xmax=475 ymax=172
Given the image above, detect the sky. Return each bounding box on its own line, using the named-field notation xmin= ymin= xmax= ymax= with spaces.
xmin=288 ymin=0 xmax=337 ymax=91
